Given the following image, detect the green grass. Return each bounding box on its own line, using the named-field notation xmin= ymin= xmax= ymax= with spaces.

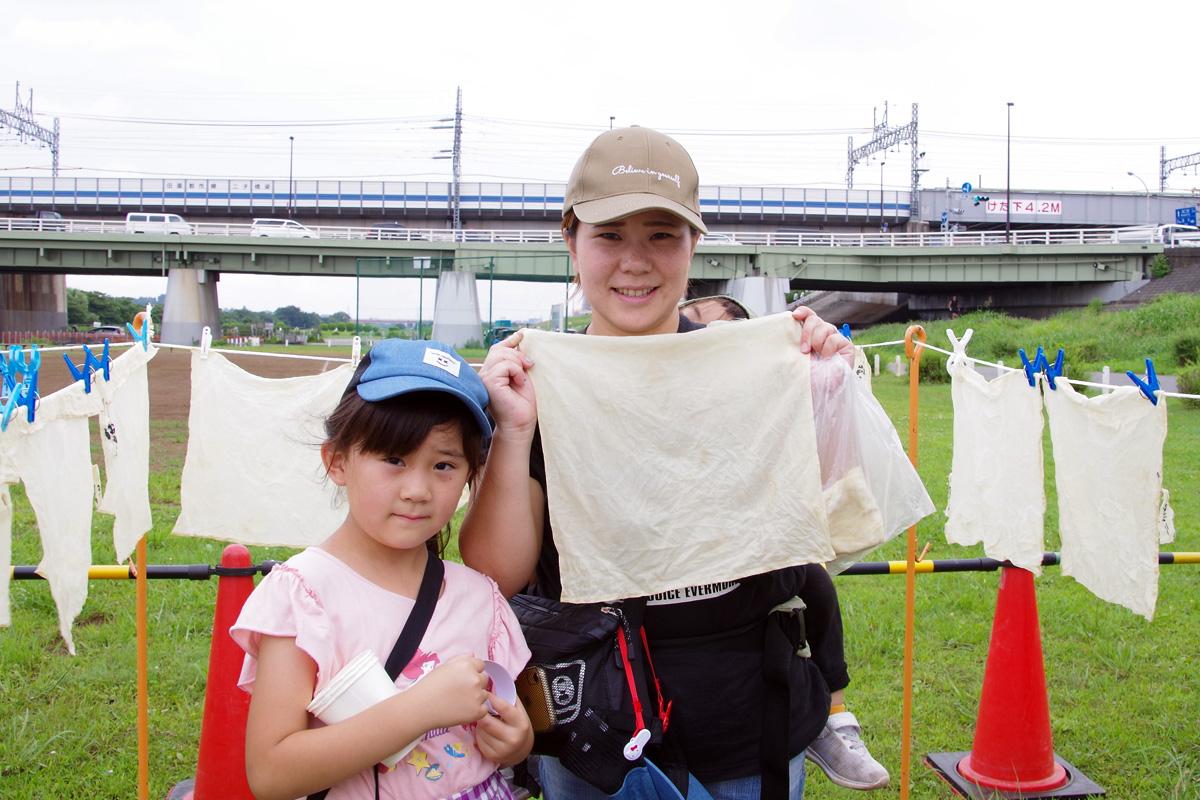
xmin=3 ymin=309 xmax=1200 ymax=799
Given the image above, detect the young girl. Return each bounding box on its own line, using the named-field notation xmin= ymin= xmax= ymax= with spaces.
xmin=232 ymin=338 xmax=533 ymax=800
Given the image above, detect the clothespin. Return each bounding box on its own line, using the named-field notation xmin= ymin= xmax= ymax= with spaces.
xmin=1018 ymin=346 xmax=1044 ymax=388
xmin=840 ymin=323 xmax=853 ymax=341
xmin=0 ymin=346 xmax=18 ymax=395
xmin=945 ymin=328 xmax=973 ymax=368
xmin=1042 ymin=348 xmax=1065 ymax=390
xmin=127 ymin=308 xmax=152 ymax=352
xmin=1 ymin=345 xmax=39 ymax=431
xmin=351 ymin=336 xmax=362 ymax=368
xmin=62 ymin=340 xmax=111 ymax=393
xmin=1126 ymin=358 xmax=1160 ymax=405
xmin=200 ymin=327 xmax=213 ymax=359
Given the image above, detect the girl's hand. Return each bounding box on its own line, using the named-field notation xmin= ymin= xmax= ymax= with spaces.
xmin=412 ymin=654 xmax=490 ymax=729
xmin=479 ymin=331 xmax=537 ymax=437
xmin=792 ymin=306 xmax=855 ymax=367
xmin=474 ymin=693 xmax=534 ymax=766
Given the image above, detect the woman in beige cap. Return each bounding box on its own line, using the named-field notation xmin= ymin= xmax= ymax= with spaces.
xmin=462 ymin=127 xmax=862 ymax=800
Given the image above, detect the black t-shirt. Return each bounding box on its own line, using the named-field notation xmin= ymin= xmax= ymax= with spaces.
xmin=528 ymin=313 xmax=830 ymax=781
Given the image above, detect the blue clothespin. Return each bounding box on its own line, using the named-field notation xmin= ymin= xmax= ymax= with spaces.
xmin=62 ymin=339 xmax=111 ymax=393
xmin=127 ymin=319 xmax=150 ymax=351
xmin=1 ymin=345 xmax=39 ymax=431
xmin=840 ymin=323 xmax=853 ymax=341
xmin=1018 ymin=346 xmax=1044 ymax=387
xmin=1126 ymin=358 xmax=1160 ymax=405
xmin=1042 ymin=348 xmax=1065 ymax=390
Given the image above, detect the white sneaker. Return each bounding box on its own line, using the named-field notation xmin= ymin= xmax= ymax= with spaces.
xmin=805 ymin=711 xmax=891 ymax=790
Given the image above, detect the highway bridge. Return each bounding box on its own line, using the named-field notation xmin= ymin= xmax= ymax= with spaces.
xmin=0 ymin=219 xmax=1162 ymax=346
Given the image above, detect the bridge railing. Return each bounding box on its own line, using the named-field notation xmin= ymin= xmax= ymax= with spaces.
xmin=0 ymin=218 xmax=1152 ymax=248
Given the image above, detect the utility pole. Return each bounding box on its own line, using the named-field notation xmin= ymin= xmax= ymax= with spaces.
xmin=847 ymin=102 xmax=921 ymax=198
xmin=433 ymin=88 xmax=463 ymax=232
xmin=0 ymin=82 xmax=61 ymax=178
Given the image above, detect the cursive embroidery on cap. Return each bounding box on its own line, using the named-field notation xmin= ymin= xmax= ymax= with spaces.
xmin=612 ymin=165 xmax=681 ymax=188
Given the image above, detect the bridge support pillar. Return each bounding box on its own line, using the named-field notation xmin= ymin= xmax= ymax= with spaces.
xmin=431 ymin=271 xmax=483 ymax=348
xmin=0 ymin=273 xmax=67 ymax=331
xmin=160 ymin=268 xmax=221 ymax=346
xmin=722 ymin=276 xmax=790 ymax=318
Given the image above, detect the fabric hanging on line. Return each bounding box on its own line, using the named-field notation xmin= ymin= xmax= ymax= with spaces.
xmin=520 ymin=313 xmax=836 ymax=604
xmin=944 ymin=356 xmax=1047 ymax=574
xmin=0 ymin=378 xmax=102 ymax=653
xmin=94 ymin=344 xmax=157 ymax=563
xmin=1044 ymin=381 xmax=1169 ymax=621
xmin=173 ymin=351 xmax=355 ymax=547
xmin=852 ymin=345 xmax=873 ymax=392
xmin=0 ymin=487 xmax=11 ymax=627
xmin=810 ymin=355 xmax=935 ymax=574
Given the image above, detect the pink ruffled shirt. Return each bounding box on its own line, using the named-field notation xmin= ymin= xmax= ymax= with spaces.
xmin=231 ymin=548 xmax=530 ymax=800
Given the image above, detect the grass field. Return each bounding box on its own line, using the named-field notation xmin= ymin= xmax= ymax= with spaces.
xmin=2 ymin=315 xmax=1199 ymax=799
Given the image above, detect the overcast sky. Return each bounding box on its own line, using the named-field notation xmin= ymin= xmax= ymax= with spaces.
xmin=4 ymin=0 xmax=1198 ymax=320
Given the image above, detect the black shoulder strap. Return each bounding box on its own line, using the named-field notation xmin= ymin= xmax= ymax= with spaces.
xmin=384 ymin=554 xmax=445 ymax=680
xmin=308 ymin=555 xmax=444 ymax=800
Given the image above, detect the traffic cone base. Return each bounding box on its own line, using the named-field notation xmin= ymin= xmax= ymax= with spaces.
xmin=925 ymin=566 xmax=1104 ymax=798
xmin=926 ymin=752 xmax=1105 ymax=799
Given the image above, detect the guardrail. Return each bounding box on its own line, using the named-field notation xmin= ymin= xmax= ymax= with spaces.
xmin=0 ymin=218 xmax=1177 ymax=248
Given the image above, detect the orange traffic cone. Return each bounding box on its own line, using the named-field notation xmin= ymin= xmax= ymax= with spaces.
xmin=169 ymin=544 xmax=257 ymax=800
xmin=926 ymin=565 xmax=1104 ymax=798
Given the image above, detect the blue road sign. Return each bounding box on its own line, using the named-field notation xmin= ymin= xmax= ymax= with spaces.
xmin=941 ymin=211 xmax=948 ymax=222
xmin=962 ymin=182 xmax=972 ymax=194
xmin=1176 ymin=207 xmax=1197 ymax=226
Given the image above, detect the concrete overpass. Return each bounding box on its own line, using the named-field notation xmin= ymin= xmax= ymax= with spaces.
xmin=0 ymin=226 xmax=1159 ymax=345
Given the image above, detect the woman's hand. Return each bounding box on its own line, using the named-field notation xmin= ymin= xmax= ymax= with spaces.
xmin=792 ymin=306 xmax=855 ymax=367
xmin=474 ymin=693 xmax=534 ymax=766
xmin=479 ymin=331 xmax=537 ymax=438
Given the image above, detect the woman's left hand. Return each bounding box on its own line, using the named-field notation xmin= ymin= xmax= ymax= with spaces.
xmin=474 ymin=693 xmax=534 ymax=766
xmin=792 ymin=306 xmax=855 ymax=367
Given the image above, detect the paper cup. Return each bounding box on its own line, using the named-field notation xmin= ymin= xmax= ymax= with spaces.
xmin=306 ymin=651 xmax=420 ymax=769
xmin=482 ymin=660 xmax=517 ymax=713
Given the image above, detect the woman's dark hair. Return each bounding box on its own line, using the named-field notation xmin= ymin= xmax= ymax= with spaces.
xmin=324 ymin=390 xmax=485 ymax=555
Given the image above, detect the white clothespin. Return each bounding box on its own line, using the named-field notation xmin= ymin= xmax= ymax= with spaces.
xmin=200 ymin=327 xmax=213 ymax=359
xmin=946 ymin=328 xmax=974 ymax=369
xmin=350 ymin=336 xmax=362 ymax=368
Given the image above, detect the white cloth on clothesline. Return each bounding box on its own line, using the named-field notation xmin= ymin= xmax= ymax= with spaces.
xmin=95 ymin=344 xmax=157 ymax=562
xmin=173 ymin=351 xmax=355 ymax=547
xmin=1044 ymin=381 xmax=1169 ymax=621
xmin=944 ymin=356 xmax=1047 ymax=573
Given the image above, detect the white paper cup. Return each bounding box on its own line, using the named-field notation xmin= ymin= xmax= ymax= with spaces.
xmin=482 ymin=660 xmax=517 ymax=713
xmin=306 ymin=651 xmax=420 ymax=769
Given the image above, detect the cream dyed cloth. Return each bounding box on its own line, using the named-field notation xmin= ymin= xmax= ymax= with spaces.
xmin=0 ymin=378 xmax=101 ymax=653
xmin=944 ymin=356 xmax=1047 ymax=573
xmin=519 ymin=314 xmax=834 ymax=604
xmin=1044 ymin=381 xmax=1168 ymax=620
xmin=95 ymin=344 xmax=156 ymax=562
xmin=173 ymin=351 xmax=355 ymax=547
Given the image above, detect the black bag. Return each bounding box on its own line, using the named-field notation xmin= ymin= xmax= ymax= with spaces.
xmin=508 ymin=594 xmax=671 ymax=795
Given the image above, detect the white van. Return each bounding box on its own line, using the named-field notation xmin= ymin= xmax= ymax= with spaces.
xmin=125 ymin=212 xmax=191 ymax=235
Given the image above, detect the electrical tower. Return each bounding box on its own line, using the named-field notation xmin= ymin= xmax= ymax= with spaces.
xmin=846 ymin=102 xmax=920 ymax=196
xmin=433 ymin=87 xmax=463 ymax=231
xmin=1160 ymin=145 xmax=1200 ymax=192
xmin=0 ymin=82 xmax=60 ymax=177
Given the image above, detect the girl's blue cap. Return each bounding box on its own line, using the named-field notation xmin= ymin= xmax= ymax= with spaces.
xmin=344 ymin=339 xmax=491 ymax=439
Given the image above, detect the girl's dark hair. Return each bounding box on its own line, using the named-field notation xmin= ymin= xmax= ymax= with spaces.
xmin=324 ymin=390 xmax=485 ymax=555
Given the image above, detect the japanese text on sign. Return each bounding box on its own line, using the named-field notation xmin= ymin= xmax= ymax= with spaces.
xmin=986 ymin=199 xmax=1061 ymax=215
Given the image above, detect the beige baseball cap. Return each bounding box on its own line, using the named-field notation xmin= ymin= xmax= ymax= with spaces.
xmin=563 ymin=126 xmax=708 ymax=233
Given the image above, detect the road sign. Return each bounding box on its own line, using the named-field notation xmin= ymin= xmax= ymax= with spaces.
xmin=962 ymin=182 xmax=972 ymax=194
xmin=941 ymin=211 xmax=948 ymax=223
xmin=1176 ymin=207 xmax=1197 ymax=226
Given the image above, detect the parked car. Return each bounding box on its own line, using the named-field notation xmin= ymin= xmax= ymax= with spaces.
xmin=9 ymin=210 xmax=67 ymax=231
xmin=1110 ymin=224 xmax=1200 ymax=246
xmin=250 ymin=218 xmax=315 ymax=238
xmin=699 ymin=232 xmax=742 ymax=245
xmin=367 ymin=221 xmax=409 ymax=240
xmin=484 ymin=326 xmax=518 ymax=347
xmin=125 ymin=212 xmax=191 ymax=235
